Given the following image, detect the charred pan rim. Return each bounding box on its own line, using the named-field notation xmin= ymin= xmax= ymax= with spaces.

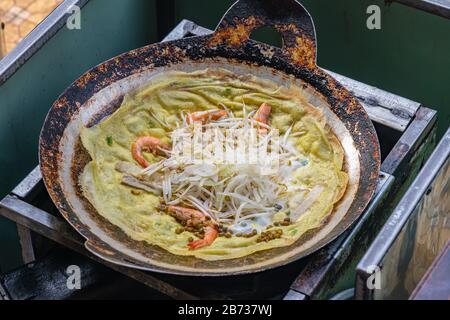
xmin=39 ymin=34 xmax=380 ymax=276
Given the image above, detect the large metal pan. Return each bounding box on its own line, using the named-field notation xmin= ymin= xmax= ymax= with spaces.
xmin=39 ymin=0 xmax=380 ymax=276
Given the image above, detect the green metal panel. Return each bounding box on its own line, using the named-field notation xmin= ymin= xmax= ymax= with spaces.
xmin=0 ymin=0 xmax=158 ymax=272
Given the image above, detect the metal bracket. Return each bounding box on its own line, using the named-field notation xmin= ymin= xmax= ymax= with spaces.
xmin=0 ymin=195 xmax=198 ymax=300
xmin=0 ymin=18 xmax=439 ymax=301
xmin=286 ymin=172 xmax=394 ymax=299
xmin=391 ymin=0 xmax=450 ymax=19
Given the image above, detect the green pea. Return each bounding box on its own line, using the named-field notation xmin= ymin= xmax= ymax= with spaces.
xmin=106 ymin=136 xmax=113 ymax=146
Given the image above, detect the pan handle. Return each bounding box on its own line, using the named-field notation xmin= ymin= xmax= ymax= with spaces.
xmin=213 ymin=0 xmax=317 ymax=69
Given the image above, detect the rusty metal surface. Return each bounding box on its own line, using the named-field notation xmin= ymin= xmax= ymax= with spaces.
xmin=39 ymin=0 xmax=380 ymax=275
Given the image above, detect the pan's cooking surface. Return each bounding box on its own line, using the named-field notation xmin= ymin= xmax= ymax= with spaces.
xmin=39 ymin=0 xmax=380 ymax=275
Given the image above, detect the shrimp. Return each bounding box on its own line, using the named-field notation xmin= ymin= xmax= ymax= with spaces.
xmin=187 ymin=109 xmax=227 ymax=124
xmin=253 ymin=102 xmax=272 ymax=132
xmin=131 ymin=136 xmax=170 ymax=168
xmin=188 ymin=226 xmax=218 ymax=250
xmin=167 ymin=205 xmax=218 ymax=250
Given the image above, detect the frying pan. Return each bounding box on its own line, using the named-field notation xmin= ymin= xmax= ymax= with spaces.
xmin=39 ymin=0 xmax=380 ymax=276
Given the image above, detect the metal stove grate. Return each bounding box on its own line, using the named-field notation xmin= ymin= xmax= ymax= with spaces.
xmin=0 ymin=20 xmax=438 ymax=300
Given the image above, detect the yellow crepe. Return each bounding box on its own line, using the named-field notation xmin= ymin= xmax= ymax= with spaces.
xmin=80 ymin=69 xmax=348 ymax=261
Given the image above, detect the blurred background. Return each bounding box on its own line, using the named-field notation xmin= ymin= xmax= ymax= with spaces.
xmin=0 ymin=0 xmax=63 ymax=55
xmin=0 ymin=0 xmax=449 ymax=273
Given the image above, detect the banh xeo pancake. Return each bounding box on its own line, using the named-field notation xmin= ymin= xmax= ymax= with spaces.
xmin=79 ymin=69 xmax=348 ymax=261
